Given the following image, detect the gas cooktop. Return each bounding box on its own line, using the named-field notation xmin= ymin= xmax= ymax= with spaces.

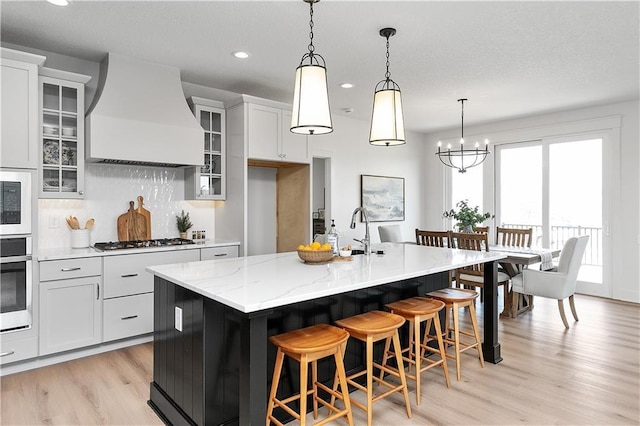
xmin=93 ymin=238 xmax=196 ymax=251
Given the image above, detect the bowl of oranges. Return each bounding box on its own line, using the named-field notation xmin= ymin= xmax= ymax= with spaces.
xmin=297 ymin=241 xmax=334 ymax=264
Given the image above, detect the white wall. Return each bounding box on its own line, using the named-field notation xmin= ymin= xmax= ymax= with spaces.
xmin=38 ymin=163 xmax=216 ymax=249
xmin=309 ymin=114 xmax=426 ymax=246
xmin=423 ymin=100 xmax=640 ymax=303
xmin=312 ymin=157 xmax=325 ymax=213
xmin=247 ymin=166 xmax=277 ymax=255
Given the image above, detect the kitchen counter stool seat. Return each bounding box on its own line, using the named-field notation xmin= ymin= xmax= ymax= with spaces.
xmin=425 ymin=288 xmax=485 ymax=381
xmin=267 ymin=324 xmax=353 ymax=426
xmin=382 ymin=297 xmax=450 ymax=405
xmin=332 ymin=310 xmax=412 ymax=426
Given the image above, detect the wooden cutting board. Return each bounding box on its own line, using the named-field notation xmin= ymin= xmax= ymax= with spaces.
xmin=136 ymin=195 xmax=151 ymax=239
xmin=117 ymin=201 xmax=148 ymax=241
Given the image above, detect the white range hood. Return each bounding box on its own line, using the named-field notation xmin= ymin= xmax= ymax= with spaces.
xmin=86 ymin=53 xmax=203 ymax=167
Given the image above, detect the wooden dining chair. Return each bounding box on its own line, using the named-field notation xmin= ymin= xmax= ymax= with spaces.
xmin=496 ymin=226 xmax=533 ymax=247
xmin=473 ymin=226 xmax=489 ymax=235
xmin=415 ymin=230 xmax=454 ymax=285
xmin=450 ymin=232 xmax=511 ymax=304
xmin=415 ymin=229 xmax=451 ymax=248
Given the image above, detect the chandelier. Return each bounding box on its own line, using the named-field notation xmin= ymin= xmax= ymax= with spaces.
xmin=436 ymin=98 xmax=490 ymax=173
xmin=369 ymin=27 xmax=405 ymax=146
xmin=290 ymin=0 xmax=332 ymax=135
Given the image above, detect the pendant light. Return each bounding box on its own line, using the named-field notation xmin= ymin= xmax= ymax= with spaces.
xmin=290 ymin=0 xmax=332 ymax=135
xmin=435 ymin=99 xmax=490 ymax=173
xmin=369 ymin=27 xmax=405 ymax=146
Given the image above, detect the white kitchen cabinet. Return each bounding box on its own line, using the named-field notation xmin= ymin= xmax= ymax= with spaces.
xmin=222 ymin=95 xmax=312 ymax=256
xmin=245 ymin=99 xmax=309 ymax=164
xmin=0 ymin=336 xmax=38 ymax=366
xmin=102 ymin=249 xmax=199 ymax=342
xmin=185 ymin=97 xmax=226 ymax=200
xmin=200 ymin=245 xmax=239 ymax=261
xmin=0 ymin=48 xmax=45 ymax=169
xmin=39 ymin=256 xmax=102 ymax=281
xmin=280 ymin=109 xmax=310 ymax=163
xmin=103 ymin=250 xmax=200 ymax=299
xmin=39 ymin=259 xmax=103 ymax=355
xmin=103 ymin=293 xmax=154 ymax=342
xmin=39 ymin=68 xmax=91 ymax=198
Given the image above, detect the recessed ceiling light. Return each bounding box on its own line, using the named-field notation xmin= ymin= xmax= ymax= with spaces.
xmin=340 ymin=83 xmax=354 ymax=89
xmin=46 ymin=0 xmax=69 ymax=6
xmin=232 ymin=51 xmax=250 ymax=59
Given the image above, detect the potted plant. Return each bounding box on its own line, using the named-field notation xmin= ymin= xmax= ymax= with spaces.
xmin=443 ymin=199 xmax=493 ymax=233
xmin=176 ymin=209 xmax=193 ymax=239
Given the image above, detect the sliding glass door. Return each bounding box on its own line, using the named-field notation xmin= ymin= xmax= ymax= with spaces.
xmin=497 ymin=135 xmax=609 ymax=296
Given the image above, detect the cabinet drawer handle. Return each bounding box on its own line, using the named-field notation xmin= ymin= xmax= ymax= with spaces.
xmin=61 ymin=267 xmax=81 ymax=272
xmin=97 ymin=283 xmax=100 ymax=300
xmin=121 ymin=273 xmax=138 ymax=278
xmin=214 ymin=253 xmax=227 ymax=257
xmin=121 ymin=315 xmax=138 ymax=321
xmin=0 ymin=350 xmax=15 ymax=357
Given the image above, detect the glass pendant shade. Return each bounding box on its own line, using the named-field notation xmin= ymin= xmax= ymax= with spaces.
xmin=369 ymin=27 xmax=405 ymax=146
xmin=291 ymin=62 xmax=332 ymax=135
xmin=369 ymin=86 xmax=405 ymax=146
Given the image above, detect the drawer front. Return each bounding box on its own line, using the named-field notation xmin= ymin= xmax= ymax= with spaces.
xmin=103 ymin=250 xmax=199 ymax=299
xmin=40 ymin=257 xmax=102 ymax=281
xmin=0 ymin=336 xmax=38 ymax=365
xmin=103 ymin=293 xmax=153 ymax=342
xmin=200 ymin=245 xmax=239 ymax=261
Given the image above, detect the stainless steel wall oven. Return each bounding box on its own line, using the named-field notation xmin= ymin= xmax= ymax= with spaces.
xmin=0 ymin=237 xmax=32 ymax=332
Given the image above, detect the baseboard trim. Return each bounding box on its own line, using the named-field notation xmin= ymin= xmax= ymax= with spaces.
xmin=0 ymin=334 xmax=153 ymax=377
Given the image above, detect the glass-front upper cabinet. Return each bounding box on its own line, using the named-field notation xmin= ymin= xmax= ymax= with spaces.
xmin=185 ymin=97 xmax=226 ymax=200
xmin=39 ymin=68 xmax=91 ymax=198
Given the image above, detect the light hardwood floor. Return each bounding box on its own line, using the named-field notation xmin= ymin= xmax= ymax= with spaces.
xmin=1 ymin=294 xmax=639 ymax=425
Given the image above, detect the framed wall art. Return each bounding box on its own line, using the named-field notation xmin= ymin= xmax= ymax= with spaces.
xmin=360 ymin=174 xmax=405 ymax=222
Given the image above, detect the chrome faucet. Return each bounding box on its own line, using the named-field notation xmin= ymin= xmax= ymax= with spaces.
xmin=350 ymin=207 xmax=371 ymax=255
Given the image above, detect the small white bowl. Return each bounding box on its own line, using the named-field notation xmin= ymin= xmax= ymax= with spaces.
xmin=62 ymin=127 xmax=76 ymax=137
xmin=43 ymin=125 xmax=58 ymax=135
xmin=339 ymin=249 xmax=352 ymax=257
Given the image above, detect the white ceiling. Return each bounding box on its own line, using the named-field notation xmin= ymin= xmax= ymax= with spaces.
xmin=2 ymin=0 xmax=638 ymax=134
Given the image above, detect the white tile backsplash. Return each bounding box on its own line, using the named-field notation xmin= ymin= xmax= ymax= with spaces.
xmin=38 ymin=163 xmax=215 ymax=249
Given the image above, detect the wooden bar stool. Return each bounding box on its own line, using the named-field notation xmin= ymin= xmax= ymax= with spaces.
xmin=267 ymin=324 xmax=353 ymax=426
xmin=332 ymin=310 xmax=412 ymax=426
xmin=381 ymin=297 xmax=451 ymax=405
xmin=425 ymin=288 xmax=485 ymax=381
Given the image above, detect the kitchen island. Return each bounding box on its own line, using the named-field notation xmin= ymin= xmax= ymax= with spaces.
xmin=146 ymin=242 xmax=505 ymax=425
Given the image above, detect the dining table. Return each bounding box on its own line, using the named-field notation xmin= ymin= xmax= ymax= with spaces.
xmin=489 ymin=245 xmax=561 ymax=318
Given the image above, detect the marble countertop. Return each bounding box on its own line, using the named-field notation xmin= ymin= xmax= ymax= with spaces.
xmin=146 ymin=242 xmax=506 ymax=313
xmin=37 ymin=239 xmax=241 ymax=261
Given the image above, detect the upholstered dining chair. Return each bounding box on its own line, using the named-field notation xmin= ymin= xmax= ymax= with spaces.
xmin=510 ymin=235 xmax=589 ymax=328
xmin=379 ymin=225 xmax=403 ymax=242
xmin=496 ymin=226 xmax=533 ymax=247
xmin=450 ymin=232 xmax=511 ymax=304
xmin=415 ymin=229 xmax=451 ymax=248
